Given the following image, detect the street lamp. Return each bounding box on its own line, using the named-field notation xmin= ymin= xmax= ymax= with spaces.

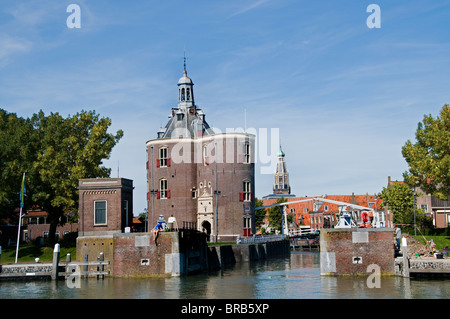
xmin=151 ymin=145 xmax=155 ymax=228
xmin=144 ymin=208 xmax=148 ymax=232
xmin=413 ymin=185 xmax=417 ymax=236
xmin=213 ymin=141 xmax=221 ymax=243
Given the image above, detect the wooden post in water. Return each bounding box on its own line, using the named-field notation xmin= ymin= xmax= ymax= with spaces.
xmin=51 ymin=243 xmax=60 ymax=280
xmin=401 ymin=237 xmax=410 ymax=278
xmin=84 ymin=254 xmax=88 ymax=279
xmin=97 ymin=252 xmax=104 ymax=280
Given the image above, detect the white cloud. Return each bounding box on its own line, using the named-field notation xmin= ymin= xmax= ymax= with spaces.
xmin=228 ymin=0 xmax=271 ymax=18
xmin=0 ymin=34 xmax=33 ymax=67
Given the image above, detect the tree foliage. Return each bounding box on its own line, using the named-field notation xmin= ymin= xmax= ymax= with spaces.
xmin=0 ymin=110 xmax=37 ymax=220
xmin=268 ymin=197 xmax=287 ymax=232
xmin=379 ymin=182 xmax=414 ymax=225
xmin=254 ymin=198 xmax=265 ymax=229
xmin=378 ymin=182 xmax=431 ymax=230
xmin=402 ymin=104 xmax=450 ymax=200
xmin=0 ymin=109 xmax=123 ymax=244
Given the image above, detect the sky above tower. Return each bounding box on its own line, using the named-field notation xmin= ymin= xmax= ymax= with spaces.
xmin=1 ymin=1 xmax=449 ymax=214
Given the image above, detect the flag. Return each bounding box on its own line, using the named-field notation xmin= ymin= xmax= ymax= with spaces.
xmin=19 ymin=173 xmax=26 ymax=208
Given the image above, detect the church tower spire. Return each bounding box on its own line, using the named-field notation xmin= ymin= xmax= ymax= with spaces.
xmin=273 ymin=145 xmax=291 ymax=195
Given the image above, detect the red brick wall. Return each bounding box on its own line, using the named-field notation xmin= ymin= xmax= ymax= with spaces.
xmin=320 ymin=228 xmax=395 ymax=276
xmin=27 ymin=223 xmax=78 ymax=241
xmin=146 ymin=133 xmax=255 ymax=242
xmin=78 ymin=178 xmax=133 ymax=236
xmin=112 ymin=232 xmax=176 ymax=277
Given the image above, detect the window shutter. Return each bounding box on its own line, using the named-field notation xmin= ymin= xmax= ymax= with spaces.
xmin=156 ymin=159 xmax=160 ymax=168
xmin=167 ymin=190 xmax=171 ymax=199
xmin=157 ymin=190 xmax=160 ymax=199
xmin=167 ymin=158 xmax=171 ymax=167
xmin=239 ymin=192 xmax=244 ymax=202
xmin=146 ymin=161 xmax=149 ymax=169
xmin=147 ymin=192 xmax=150 ymax=200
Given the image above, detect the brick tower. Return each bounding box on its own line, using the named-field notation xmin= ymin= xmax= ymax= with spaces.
xmin=146 ymin=64 xmax=255 ymax=242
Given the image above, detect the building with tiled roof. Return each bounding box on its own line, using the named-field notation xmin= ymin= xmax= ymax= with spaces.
xmin=261 ymin=193 xmax=384 ymax=232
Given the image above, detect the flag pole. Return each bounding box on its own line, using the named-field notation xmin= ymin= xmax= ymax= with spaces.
xmin=15 ymin=173 xmax=25 ymax=264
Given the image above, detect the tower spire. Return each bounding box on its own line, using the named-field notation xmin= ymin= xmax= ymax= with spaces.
xmin=183 ymin=49 xmax=187 ymax=74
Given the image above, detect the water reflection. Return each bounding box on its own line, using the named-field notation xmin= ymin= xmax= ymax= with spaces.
xmin=1 ymin=252 xmax=449 ymax=299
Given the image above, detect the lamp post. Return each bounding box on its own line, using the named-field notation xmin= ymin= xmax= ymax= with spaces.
xmin=151 ymin=145 xmax=155 ymax=228
xmin=144 ymin=208 xmax=148 ymax=232
xmin=413 ymin=185 xmax=417 ymax=236
xmin=213 ymin=141 xmax=221 ymax=243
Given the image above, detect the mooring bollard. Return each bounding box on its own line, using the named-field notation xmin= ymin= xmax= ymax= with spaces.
xmin=51 ymin=243 xmax=61 ymax=280
xmin=84 ymin=254 xmax=88 ymax=279
xmin=97 ymin=252 xmax=104 ymax=280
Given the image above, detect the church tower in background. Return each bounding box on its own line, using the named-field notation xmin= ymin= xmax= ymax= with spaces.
xmin=273 ymin=145 xmax=291 ymax=195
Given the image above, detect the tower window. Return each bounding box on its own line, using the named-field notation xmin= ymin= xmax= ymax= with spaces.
xmin=158 ymin=147 xmax=170 ymax=167
xmin=242 ymin=181 xmax=251 ymax=202
xmin=203 ymin=145 xmax=209 ymax=166
xmin=159 ymin=178 xmax=170 ymax=199
xmin=243 ymin=142 xmax=250 ymax=164
xmin=186 ymin=88 xmax=191 ymax=101
xmin=181 ymin=88 xmax=185 ymax=101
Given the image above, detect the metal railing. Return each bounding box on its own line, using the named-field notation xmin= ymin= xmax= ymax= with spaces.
xmin=288 ymin=228 xmax=312 ymax=237
xmin=236 ymin=234 xmax=287 ymax=244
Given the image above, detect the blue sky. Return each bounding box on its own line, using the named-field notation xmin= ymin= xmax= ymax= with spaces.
xmin=1 ymin=1 xmax=449 ymax=215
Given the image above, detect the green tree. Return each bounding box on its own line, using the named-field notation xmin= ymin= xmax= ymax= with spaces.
xmin=254 ymin=198 xmax=265 ymax=230
xmin=378 ymin=182 xmax=431 ymax=230
xmin=402 ymin=104 xmax=450 ymax=200
xmin=0 ymin=109 xmax=123 ymax=245
xmin=30 ymin=110 xmax=123 ymax=245
xmin=0 ymin=109 xmax=37 ymax=222
xmin=268 ymin=197 xmax=287 ymax=232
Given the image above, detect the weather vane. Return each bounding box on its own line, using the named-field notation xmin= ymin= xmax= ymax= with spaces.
xmin=183 ymin=49 xmax=187 ymax=73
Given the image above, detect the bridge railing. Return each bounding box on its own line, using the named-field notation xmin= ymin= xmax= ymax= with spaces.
xmin=236 ymin=234 xmax=287 ymax=244
xmin=288 ymin=228 xmax=312 ymax=237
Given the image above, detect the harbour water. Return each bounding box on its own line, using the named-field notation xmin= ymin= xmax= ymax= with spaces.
xmin=0 ymin=252 xmax=449 ymax=299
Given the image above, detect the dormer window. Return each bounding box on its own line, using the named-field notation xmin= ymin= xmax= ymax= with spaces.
xmin=176 ymin=109 xmax=184 ymax=121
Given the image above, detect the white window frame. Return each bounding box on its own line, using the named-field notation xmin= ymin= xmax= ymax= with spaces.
xmin=243 ymin=141 xmax=250 ymax=164
xmin=160 ymin=178 xmax=168 ymax=199
xmin=159 ymin=147 xmax=168 ymax=167
xmin=243 ymin=181 xmax=251 ymax=202
xmin=94 ymin=200 xmax=107 ymax=225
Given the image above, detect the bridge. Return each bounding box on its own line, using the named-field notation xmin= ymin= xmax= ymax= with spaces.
xmin=255 ymin=196 xmax=385 ymax=238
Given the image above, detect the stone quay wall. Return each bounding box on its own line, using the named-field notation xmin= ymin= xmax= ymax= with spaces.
xmin=320 ymin=228 xmax=395 ymax=276
xmin=395 ymin=257 xmax=450 ymax=277
xmin=77 ymin=230 xmax=208 ymax=278
xmin=0 ymin=263 xmax=53 ymax=280
xmin=207 ymin=240 xmax=291 ymax=270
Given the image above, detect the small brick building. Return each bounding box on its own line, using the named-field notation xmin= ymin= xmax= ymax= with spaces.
xmin=78 ymin=178 xmax=133 ymax=236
